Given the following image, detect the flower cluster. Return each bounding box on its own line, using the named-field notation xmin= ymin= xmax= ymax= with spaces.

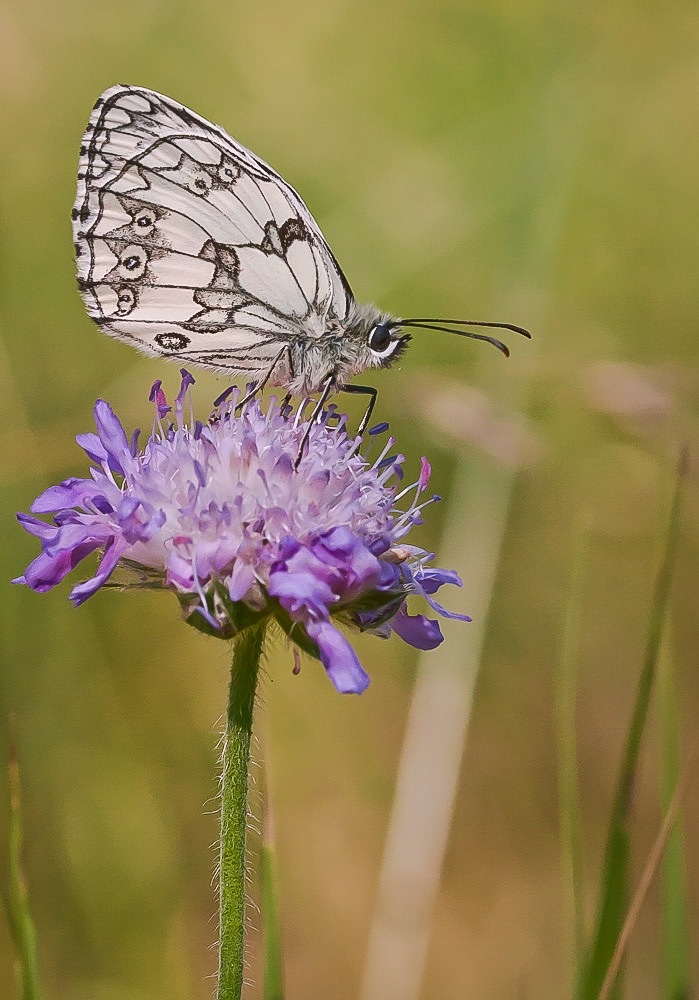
xmin=15 ymin=371 xmax=469 ymax=693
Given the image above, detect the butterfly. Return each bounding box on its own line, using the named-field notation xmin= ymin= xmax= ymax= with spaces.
xmin=73 ymin=84 xmax=530 ymax=431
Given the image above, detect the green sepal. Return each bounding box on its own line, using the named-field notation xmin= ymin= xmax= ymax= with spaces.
xmin=349 ymin=586 xmax=405 ymax=615
xmin=272 ymin=606 xmax=322 ymax=662
xmin=349 ymin=596 xmax=404 ymax=631
xmin=180 ymin=583 xmax=269 ymax=639
xmin=180 ymin=579 xmax=404 ymax=654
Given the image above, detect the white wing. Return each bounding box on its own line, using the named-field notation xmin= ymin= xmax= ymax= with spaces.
xmin=72 ymin=85 xmax=355 ymax=376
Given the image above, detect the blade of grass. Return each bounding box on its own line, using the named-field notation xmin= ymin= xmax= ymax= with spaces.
xmin=659 ymin=628 xmax=691 ymax=1000
xmin=596 ymin=739 xmax=699 ymax=1000
xmin=3 ymin=716 xmax=42 ymax=1000
xmin=578 ymin=453 xmax=685 ymax=1000
xmin=556 ymin=517 xmax=589 ymax=989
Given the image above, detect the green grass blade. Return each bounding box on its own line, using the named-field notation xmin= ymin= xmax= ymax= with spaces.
xmin=556 ymin=519 xmax=588 ymax=987
xmin=659 ymin=631 xmax=691 ymax=1000
xmin=578 ymin=455 xmax=684 ymax=1000
xmin=596 ymin=741 xmax=698 ymax=1000
xmin=262 ymin=767 xmax=284 ymax=1000
xmin=4 ymin=717 xmax=42 ymax=1000
xmin=580 ymin=827 xmax=629 ymax=1000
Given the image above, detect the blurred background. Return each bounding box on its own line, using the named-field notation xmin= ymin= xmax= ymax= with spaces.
xmin=1 ymin=0 xmax=698 ymax=997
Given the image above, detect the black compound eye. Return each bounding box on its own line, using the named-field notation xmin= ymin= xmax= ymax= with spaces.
xmin=368 ymin=324 xmax=393 ymax=356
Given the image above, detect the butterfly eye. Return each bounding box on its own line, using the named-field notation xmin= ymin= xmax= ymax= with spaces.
xmin=368 ymin=324 xmax=394 ymax=357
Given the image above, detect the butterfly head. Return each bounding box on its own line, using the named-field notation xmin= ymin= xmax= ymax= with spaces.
xmin=374 ymin=313 xmax=534 ymax=359
xmin=336 ymin=303 xmax=531 ymax=391
xmin=338 ymin=303 xmax=410 ymax=383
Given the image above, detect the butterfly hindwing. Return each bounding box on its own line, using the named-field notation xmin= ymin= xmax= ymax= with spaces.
xmin=73 ymin=85 xmax=354 ymax=375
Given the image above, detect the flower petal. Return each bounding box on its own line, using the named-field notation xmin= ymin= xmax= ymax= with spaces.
xmin=93 ymin=399 xmax=131 ymax=474
xmin=69 ymin=535 xmax=127 ymax=605
xmin=16 ymin=512 xmax=59 ymax=540
xmin=21 ymin=537 xmax=103 ymax=592
xmin=409 ymin=565 xmax=471 ymax=621
xmin=306 ymin=619 xmax=370 ymax=694
xmin=390 ymin=606 xmax=444 ymax=650
xmin=268 ymin=561 xmax=336 ymax=618
xmin=30 ymin=479 xmax=89 ymax=514
xmin=116 ymin=497 xmax=166 ymax=544
xmin=417 ymin=566 xmax=463 ymax=594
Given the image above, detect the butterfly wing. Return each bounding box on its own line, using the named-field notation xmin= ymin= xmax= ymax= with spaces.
xmin=73 ymin=85 xmax=354 ymax=378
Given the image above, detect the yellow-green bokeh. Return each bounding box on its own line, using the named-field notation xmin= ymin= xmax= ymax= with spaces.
xmin=1 ymin=1 xmax=698 ymax=997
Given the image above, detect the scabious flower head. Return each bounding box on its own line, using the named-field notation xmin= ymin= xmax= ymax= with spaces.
xmin=15 ymin=371 xmax=469 ymax=693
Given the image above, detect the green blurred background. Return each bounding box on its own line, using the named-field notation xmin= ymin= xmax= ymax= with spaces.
xmin=1 ymin=0 xmax=698 ymax=997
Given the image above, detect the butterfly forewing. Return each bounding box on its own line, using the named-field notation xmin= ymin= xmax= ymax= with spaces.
xmin=73 ymin=85 xmax=354 ymax=376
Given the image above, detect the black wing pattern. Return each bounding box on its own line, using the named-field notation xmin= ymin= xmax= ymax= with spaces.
xmin=72 ymin=85 xmax=355 ymax=375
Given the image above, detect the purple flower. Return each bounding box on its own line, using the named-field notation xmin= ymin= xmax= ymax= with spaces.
xmin=15 ymin=371 xmax=469 ymax=694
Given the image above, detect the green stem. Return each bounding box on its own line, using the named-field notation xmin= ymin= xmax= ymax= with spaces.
xmin=217 ymin=621 xmax=266 ymax=1000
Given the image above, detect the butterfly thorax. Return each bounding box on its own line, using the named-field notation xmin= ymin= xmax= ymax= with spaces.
xmin=284 ymin=303 xmax=399 ymax=395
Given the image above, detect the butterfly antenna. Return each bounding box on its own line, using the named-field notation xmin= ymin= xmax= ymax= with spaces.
xmin=394 ymin=318 xmax=531 ymax=357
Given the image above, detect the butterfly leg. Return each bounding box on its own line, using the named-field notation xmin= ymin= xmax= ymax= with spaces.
xmin=235 ymin=344 xmax=292 ymax=412
xmin=294 ymin=374 xmax=336 ymax=469
xmin=340 ymin=383 xmax=378 ymax=436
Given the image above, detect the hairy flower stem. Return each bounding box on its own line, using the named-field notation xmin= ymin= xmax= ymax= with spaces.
xmin=217 ymin=621 xmax=266 ymax=1000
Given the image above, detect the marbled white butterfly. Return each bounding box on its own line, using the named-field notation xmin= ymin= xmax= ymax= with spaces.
xmin=73 ymin=85 xmax=530 ymax=428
